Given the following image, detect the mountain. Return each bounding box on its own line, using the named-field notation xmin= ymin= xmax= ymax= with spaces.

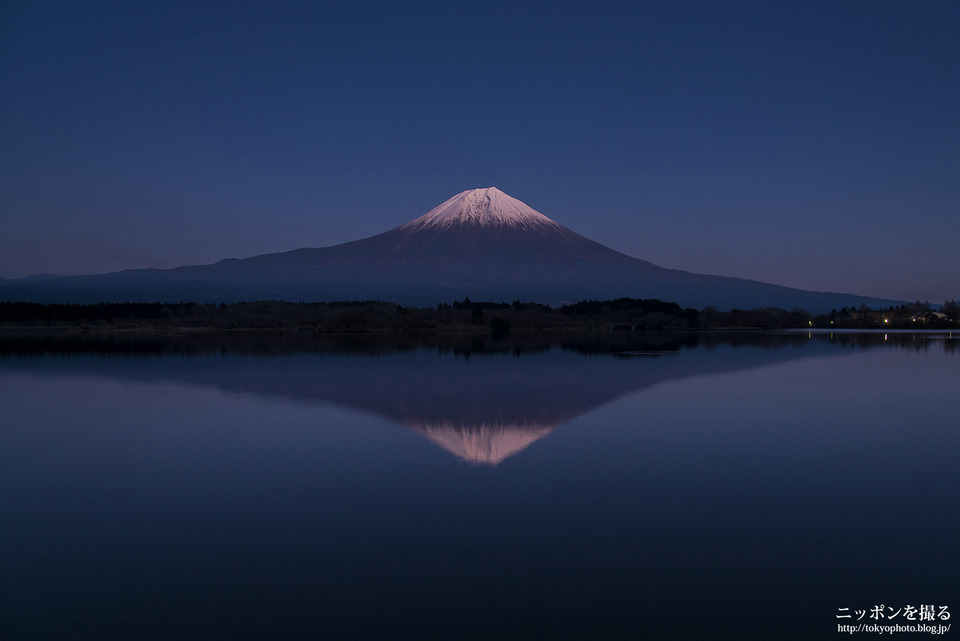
xmin=1 ymin=187 xmax=900 ymax=311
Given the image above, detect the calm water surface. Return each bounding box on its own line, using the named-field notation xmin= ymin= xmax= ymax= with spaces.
xmin=1 ymin=331 xmax=957 ymax=640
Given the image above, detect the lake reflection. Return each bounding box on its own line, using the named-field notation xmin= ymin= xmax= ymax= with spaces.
xmin=0 ymin=331 xmax=957 ymax=640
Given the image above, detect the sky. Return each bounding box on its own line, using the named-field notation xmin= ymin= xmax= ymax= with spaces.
xmin=1 ymin=0 xmax=958 ymax=303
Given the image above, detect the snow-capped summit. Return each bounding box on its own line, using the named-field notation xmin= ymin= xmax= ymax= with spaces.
xmin=399 ymin=187 xmax=561 ymax=231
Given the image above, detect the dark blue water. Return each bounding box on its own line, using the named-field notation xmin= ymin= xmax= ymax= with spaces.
xmin=1 ymin=331 xmax=957 ymax=640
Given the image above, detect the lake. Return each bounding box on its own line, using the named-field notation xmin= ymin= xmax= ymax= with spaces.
xmin=1 ymin=330 xmax=957 ymax=640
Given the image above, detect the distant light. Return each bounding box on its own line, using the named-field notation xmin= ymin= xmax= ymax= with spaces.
xmin=884 ymin=318 xmax=889 ymax=323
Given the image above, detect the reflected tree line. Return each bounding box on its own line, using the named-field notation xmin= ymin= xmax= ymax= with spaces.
xmin=0 ymin=324 xmax=955 ymax=359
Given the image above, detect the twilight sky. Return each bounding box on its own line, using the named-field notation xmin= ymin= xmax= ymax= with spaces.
xmin=2 ymin=0 xmax=958 ymax=303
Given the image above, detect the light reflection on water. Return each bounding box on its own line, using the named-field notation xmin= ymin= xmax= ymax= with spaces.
xmin=0 ymin=331 xmax=957 ymax=640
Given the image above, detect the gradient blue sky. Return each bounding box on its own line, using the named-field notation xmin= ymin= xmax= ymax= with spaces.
xmin=2 ymin=0 xmax=958 ymax=302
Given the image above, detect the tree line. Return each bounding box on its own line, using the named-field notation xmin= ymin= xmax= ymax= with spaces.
xmin=1 ymin=298 xmax=957 ymax=333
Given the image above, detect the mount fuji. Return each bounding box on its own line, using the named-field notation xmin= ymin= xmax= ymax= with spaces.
xmin=2 ymin=187 xmax=898 ymax=311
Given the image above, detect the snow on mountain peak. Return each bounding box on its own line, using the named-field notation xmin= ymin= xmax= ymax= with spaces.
xmin=400 ymin=187 xmax=560 ymax=231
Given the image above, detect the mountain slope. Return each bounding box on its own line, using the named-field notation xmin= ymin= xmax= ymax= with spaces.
xmin=1 ymin=187 xmax=900 ymax=311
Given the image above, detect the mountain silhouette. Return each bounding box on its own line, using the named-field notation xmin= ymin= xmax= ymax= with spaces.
xmin=1 ymin=187 xmax=899 ymax=311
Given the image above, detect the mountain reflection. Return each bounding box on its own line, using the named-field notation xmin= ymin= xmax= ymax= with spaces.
xmin=406 ymin=420 xmax=556 ymax=465
xmin=2 ymin=330 xmax=955 ymax=464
